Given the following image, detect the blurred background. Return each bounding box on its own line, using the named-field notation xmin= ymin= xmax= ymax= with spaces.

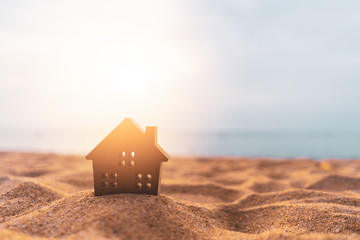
xmin=1 ymin=0 xmax=360 ymax=158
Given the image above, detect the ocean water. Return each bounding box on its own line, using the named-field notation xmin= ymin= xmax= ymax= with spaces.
xmin=1 ymin=128 xmax=360 ymax=159
xmin=165 ymin=130 xmax=360 ymax=159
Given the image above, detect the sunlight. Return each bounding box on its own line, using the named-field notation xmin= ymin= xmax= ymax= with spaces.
xmin=116 ymin=66 xmax=149 ymax=95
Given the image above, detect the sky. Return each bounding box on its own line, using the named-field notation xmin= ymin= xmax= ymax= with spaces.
xmin=1 ymin=0 xmax=360 ymax=154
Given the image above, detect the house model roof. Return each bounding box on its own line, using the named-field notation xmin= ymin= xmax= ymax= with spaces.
xmin=86 ymin=118 xmax=169 ymax=162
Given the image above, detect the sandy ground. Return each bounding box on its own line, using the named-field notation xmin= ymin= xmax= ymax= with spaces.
xmin=1 ymin=152 xmax=360 ymax=239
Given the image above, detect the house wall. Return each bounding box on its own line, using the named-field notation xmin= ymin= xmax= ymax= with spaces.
xmin=92 ymin=158 xmax=161 ymax=196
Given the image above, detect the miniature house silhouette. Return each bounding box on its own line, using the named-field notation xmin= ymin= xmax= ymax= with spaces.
xmin=86 ymin=118 xmax=169 ymax=196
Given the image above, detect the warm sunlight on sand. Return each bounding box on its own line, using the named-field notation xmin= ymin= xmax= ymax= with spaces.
xmin=2 ymin=152 xmax=360 ymax=239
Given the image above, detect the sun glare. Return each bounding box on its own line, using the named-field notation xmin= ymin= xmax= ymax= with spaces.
xmin=116 ymin=66 xmax=149 ymax=94
xmin=123 ymin=79 xmax=146 ymax=94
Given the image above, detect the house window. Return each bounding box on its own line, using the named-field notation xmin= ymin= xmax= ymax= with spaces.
xmin=110 ymin=182 xmax=118 ymax=188
xmin=111 ymin=173 xmax=118 ymax=179
xmin=136 ymin=173 xmax=142 ymax=180
xmin=146 ymin=174 xmax=151 ymax=181
xmin=136 ymin=183 xmax=142 ymax=189
xmin=119 ymin=160 xmax=125 ymax=167
xmin=101 ymin=173 xmax=108 ymax=179
xmin=128 ymin=160 xmax=134 ymax=167
xmin=101 ymin=181 xmax=108 ymax=188
xmin=145 ymin=183 xmax=151 ymax=189
xmin=131 ymin=152 xmax=135 ymax=158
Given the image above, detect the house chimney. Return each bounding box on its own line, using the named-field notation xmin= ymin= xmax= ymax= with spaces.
xmin=145 ymin=126 xmax=157 ymax=143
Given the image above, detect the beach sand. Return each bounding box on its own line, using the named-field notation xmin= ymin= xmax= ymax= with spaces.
xmin=1 ymin=152 xmax=360 ymax=239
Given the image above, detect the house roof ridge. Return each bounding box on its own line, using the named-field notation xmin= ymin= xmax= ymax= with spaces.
xmin=124 ymin=117 xmax=144 ymax=133
xmin=86 ymin=118 xmax=169 ymax=162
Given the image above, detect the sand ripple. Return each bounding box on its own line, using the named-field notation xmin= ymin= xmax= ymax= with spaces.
xmin=307 ymin=175 xmax=360 ymax=192
xmin=1 ymin=152 xmax=360 ymax=240
xmin=0 ymin=181 xmax=63 ymax=223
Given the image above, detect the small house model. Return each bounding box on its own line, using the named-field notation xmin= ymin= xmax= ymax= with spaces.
xmin=86 ymin=118 xmax=169 ymax=196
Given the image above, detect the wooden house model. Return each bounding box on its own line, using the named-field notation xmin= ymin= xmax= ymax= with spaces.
xmin=86 ymin=118 xmax=169 ymax=196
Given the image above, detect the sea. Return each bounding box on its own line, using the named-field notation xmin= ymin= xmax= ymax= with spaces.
xmin=1 ymin=128 xmax=360 ymax=159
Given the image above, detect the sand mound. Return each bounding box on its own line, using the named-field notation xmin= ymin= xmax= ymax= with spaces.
xmin=6 ymin=189 xmax=360 ymax=239
xmin=233 ymin=189 xmax=330 ymax=208
xmin=10 ymin=169 xmax=50 ymax=178
xmin=0 ymin=176 xmax=18 ymax=194
xmin=161 ymin=183 xmax=240 ymax=203
xmin=250 ymin=181 xmax=286 ymax=193
xmin=5 ymin=191 xmax=218 ymax=239
xmin=307 ymin=175 xmax=360 ymax=192
xmin=57 ymin=176 xmax=93 ymax=190
xmin=0 ymin=181 xmax=63 ymax=222
xmin=214 ymin=178 xmax=245 ymax=186
xmin=0 ymin=176 xmax=10 ymax=184
xmin=216 ymin=200 xmax=360 ymax=234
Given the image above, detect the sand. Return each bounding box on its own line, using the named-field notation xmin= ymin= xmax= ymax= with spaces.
xmin=1 ymin=152 xmax=360 ymax=239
